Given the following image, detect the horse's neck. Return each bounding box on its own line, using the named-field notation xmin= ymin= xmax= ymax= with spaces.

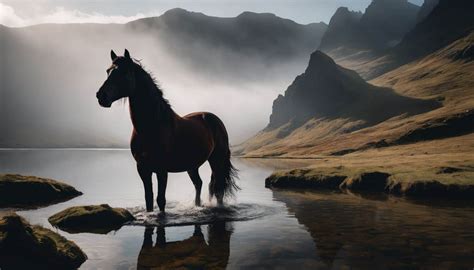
xmin=129 ymin=70 xmax=176 ymax=135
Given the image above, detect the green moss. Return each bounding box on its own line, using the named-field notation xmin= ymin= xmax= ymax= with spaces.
xmin=0 ymin=174 xmax=82 ymax=208
xmin=49 ymin=204 xmax=135 ymax=234
xmin=0 ymin=213 xmax=87 ymax=269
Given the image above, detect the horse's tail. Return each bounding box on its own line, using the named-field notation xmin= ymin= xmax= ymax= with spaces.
xmin=204 ymin=113 xmax=239 ymax=201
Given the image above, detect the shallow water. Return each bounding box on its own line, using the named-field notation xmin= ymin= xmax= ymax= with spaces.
xmin=1 ymin=150 xmax=473 ymax=269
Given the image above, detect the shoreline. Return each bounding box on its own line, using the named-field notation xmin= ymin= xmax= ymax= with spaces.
xmin=265 ymin=168 xmax=474 ymax=199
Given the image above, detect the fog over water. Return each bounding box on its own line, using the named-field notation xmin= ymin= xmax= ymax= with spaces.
xmin=1 ymin=19 xmax=312 ymax=147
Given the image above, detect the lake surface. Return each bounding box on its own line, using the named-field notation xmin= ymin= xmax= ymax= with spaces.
xmin=1 ymin=150 xmax=473 ymax=269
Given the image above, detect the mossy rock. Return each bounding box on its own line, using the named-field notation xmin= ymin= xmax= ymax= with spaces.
xmin=0 ymin=174 xmax=82 ymax=208
xmin=0 ymin=213 xmax=87 ymax=269
xmin=266 ymin=171 xmax=346 ymax=189
xmin=49 ymin=204 xmax=135 ymax=234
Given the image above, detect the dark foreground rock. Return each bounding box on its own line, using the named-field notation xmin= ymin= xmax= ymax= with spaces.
xmin=49 ymin=204 xmax=135 ymax=234
xmin=266 ymin=169 xmax=474 ymax=198
xmin=0 ymin=174 xmax=82 ymax=208
xmin=0 ymin=213 xmax=87 ymax=269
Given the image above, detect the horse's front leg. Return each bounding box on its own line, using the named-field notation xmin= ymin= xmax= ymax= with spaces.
xmin=156 ymin=170 xmax=168 ymax=212
xmin=137 ymin=163 xmax=154 ymax=212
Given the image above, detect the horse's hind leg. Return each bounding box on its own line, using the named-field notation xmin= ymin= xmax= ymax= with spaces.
xmin=137 ymin=163 xmax=153 ymax=212
xmin=156 ymin=170 xmax=168 ymax=212
xmin=213 ymin=175 xmax=224 ymax=206
xmin=187 ymin=169 xmax=203 ymax=206
xmin=208 ymin=153 xmax=227 ymax=206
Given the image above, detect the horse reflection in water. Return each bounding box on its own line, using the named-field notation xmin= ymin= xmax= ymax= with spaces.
xmin=137 ymin=222 xmax=233 ymax=269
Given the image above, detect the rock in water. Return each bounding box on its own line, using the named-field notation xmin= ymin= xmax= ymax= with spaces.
xmin=49 ymin=204 xmax=135 ymax=234
xmin=0 ymin=174 xmax=82 ymax=208
xmin=0 ymin=213 xmax=87 ymax=269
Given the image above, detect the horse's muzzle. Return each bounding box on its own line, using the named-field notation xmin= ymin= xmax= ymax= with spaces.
xmin=96 ymin=91 xmax=112 ymax=108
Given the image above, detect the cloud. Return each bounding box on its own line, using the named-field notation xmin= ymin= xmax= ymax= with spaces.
xmin=0 ymin=2 xmax=26 ymax=27
xmin=0 ymin=2 xmax=152 ymax=27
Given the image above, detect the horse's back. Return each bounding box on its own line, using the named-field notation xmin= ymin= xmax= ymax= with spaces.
xmin=182 ymin=111 xmax=215 ymax=123
xmin=183 ymin=112 xmax=228 ymax=137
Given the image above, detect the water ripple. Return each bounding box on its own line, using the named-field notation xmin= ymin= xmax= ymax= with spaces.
xmin=128 ymin=202 xmax=276 ymax=227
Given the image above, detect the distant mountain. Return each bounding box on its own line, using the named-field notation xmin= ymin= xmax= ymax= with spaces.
xmin=416 ymin=0 xmax=439 ymax=23
xmin=266 ymin=51 xmax=436 ymax=132
xmin=394 ymin=0 xmax=474 ymax=63
xmin=127 ymin=8 xmax=327 ymax=61
xmin=360 ymin=0 xmax=420 ymax=49
xmin=318 ymin=8 xmax=364 ymax=53
xmin=362 ymin=0 xmax=474 ymax=79
xmin=319 ymin=0 xmax=419 ymax=55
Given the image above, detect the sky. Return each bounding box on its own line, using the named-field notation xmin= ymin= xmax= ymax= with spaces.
xmin=1 ymin=0 xmax=424 ymax=27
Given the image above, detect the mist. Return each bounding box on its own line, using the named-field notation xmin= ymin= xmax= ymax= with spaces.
xmin=1 ymin=16 xmax=316 ymax=147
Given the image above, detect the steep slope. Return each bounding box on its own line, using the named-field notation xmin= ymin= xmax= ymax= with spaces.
xmin=416 ymin=0 xmax=439 ymax=23
xmin=318 ymin=8 xmax=364 ymax=53
xmin=319 ymin=0 xmax=419 ymax=58
xmin=235 ymin=51 xmax=439 ymax=157
xmin=362 ymin=0 xmax=474 ymax=79
xmin=359 ymin=0 xmax=420 ymax=49
xmin=394 ymin=0 xmax=474 ymax=64
xmin=267 ymin=51 xmax=436 ymax=131
xmin=372 ymin=31 xmax=474 ymax=103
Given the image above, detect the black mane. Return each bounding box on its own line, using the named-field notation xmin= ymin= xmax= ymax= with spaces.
xmin=131 ymin=59 xmax=175 ymax=125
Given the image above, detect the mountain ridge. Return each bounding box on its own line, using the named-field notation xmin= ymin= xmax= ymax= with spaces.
xmin=319 ymin=0 xmax=420 ymax=55
xmin=127 ymin=8 xmax=327 ymax=59
xmin=266 ymin=50 xmax=437 ymax=132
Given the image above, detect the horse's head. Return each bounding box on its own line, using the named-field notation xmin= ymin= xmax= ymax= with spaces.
xmin=96 ymin=49 xmax=135 ymax=108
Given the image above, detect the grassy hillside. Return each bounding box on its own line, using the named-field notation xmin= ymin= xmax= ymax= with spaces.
xmin=236 ymin=32 xmax=474 ymax=158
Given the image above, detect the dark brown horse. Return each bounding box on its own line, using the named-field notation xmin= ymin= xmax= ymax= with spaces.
xmin=96 ymin=49 xmax=238 ymax=212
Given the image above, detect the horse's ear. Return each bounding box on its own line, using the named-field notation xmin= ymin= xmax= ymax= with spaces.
xmin=110 ymin=50 xmax=117 ymax=61
xmin=124 ymin=49 xmax=131 ymax=60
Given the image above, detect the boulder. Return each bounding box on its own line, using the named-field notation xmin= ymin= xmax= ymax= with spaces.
xmin=49 ymin=204 xmax=135 ymax=234
xmin=0 ymin=213 xmax=87 ymax=269
xmin=0 ymin=174 xmax=82 ymax=208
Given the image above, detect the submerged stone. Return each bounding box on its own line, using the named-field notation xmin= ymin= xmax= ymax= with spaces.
xmin=49 ymin=204 xmax=135 ymax=234
xmin=0 ymin=174 xmax=82 ymax=208
xmin=0 ymin=213 xmax=87 ymax=269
